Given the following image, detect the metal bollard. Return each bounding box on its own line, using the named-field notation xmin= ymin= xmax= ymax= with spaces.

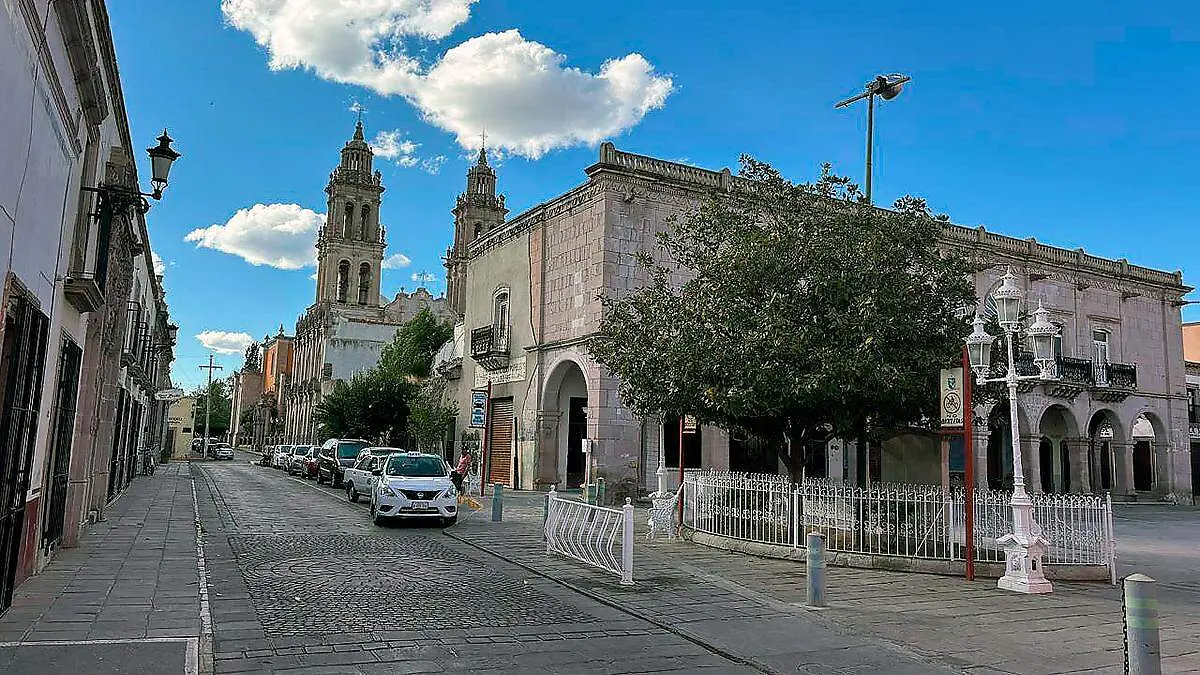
xmin=807 ymin=531 xmax=826 ymax=608
xmin=1124 ymin=574 xmax=1161 ymax=674
xmin=491 ymin=483 xmax=503 ymax=522
xmin=597 ymin=478 xmax=607 ymax=505
xmin=586 ymin=483 xmax=597 ymax=505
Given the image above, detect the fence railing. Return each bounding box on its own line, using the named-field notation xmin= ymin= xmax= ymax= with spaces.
xmin=684 ymin=471 xmax=1115 ymax=578
xmin=544 ymin=487 xmax=634 ymax=585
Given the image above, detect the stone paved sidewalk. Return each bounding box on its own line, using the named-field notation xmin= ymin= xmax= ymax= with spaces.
xmin=449 ymin=493 xmax=957 ymax=675
xmin=0 ymin=462 xmax=202 ymax=674
xmin=451 ymin=491 xmax=1200 ymax=675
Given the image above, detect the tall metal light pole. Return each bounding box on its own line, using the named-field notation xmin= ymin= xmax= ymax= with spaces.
xmin=964 ymin=267 xmax=1061 ymax=594
xmin=835 ymin=74 xmax=910 ymax=204
xmin=199 ymin=355 xmax=223 ymax=458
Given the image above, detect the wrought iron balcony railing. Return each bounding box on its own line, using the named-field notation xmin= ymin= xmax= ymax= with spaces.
xmin=1056 ymin=355 xmax=1093 ymax=385
xmin=470 ymin=325 xmax=510 ymax=370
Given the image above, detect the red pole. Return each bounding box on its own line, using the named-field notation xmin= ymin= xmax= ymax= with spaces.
xmin=678 ymin=415 xmax=686 ymax=522
xmin=963 ymin=346 xmax=976 ymax=581
xmin=481 ymin=380 xmax=492 ymax=497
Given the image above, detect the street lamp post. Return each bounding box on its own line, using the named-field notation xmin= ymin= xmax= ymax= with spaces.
xmin=835 ymin=74 xmax=910 ymax=204
xmin=964 ymin=267 xmax=1060 ymax=594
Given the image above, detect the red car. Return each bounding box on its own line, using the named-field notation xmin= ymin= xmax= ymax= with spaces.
xmin=288 ymin=445 xmax=320 ymax=479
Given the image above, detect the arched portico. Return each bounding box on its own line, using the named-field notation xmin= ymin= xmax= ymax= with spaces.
xmin=538 ymin=358 xmax=589 ymax=488
xmin=1130 ymin=412 xmax=1166 ymax=493
xmin=1087 ymin=409 xmax=1124 ymax=494
xmin=1037 ymin=404 xmax=1080 ymax=494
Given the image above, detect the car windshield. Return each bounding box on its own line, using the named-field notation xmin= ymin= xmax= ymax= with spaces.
xmin=337 ymin=441 xmax=368 ymax=458
xmin=384 ymin=455 xmax=447 ymax=478
xmin=292 ymin=447 xmax=307 ymax=455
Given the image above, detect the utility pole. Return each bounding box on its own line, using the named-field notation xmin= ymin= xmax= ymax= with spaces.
xmin=199 ymin=355 xmax=223 ymax=458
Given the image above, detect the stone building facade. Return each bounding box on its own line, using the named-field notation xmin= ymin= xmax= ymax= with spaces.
xmin=435 ymin=142 xmax=1194 ymax=504
xmin=1 ymin=0 xmax=175 ymax=611
xmin=282 ymin=123 xmax=449 ymax=445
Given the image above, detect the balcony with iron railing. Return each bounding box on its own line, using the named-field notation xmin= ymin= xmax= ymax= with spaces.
xmin=470 ymin=325 xmax=510 ymax=371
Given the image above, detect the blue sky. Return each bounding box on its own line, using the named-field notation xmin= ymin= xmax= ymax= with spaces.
xmin=107 ymin=1 xmax=1200 ymax=391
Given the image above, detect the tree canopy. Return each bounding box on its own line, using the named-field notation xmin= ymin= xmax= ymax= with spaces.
xmin=192 ymin=379 xmax=232 ymax=438
xmin=590 ymin=159 xmax=976 ymax=478
xmin=379 ymin=308 xmax=454 ymax=379
xmin=315 ymin=309 xmax=457 ymax=447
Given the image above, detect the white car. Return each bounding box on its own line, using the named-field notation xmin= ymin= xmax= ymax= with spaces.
xmin=369 ymin=451 xmax=457 ymax=526
xmin=273 ymin=445 xmax=293 ymax=468
xmin=343 ymin=448 xmax=397 ymax=503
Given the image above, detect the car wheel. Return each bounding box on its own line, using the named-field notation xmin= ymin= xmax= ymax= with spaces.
xmin=371 ymin=503 xmax=385 ymax=526
xmin=442 ymin=516 xmax=458 ymax=527
xmin=317 ymin=472 xmax=326 ymax=485
xmin=347 ymin=484 xmax=358 ymax=503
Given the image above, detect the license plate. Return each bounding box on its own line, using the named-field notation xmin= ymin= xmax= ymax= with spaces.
xmin=411 ymin=501 xmax=429 ymax=509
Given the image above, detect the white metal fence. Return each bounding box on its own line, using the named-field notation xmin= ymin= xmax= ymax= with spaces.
xmin=544 ymin=487 xmax=634 ymax=585
xmin=683 ymin=470 xmax=1115 ymax=577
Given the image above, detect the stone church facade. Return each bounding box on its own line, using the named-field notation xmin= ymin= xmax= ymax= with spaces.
xmin=435 ymin=143 xmax=1194 ymax=503
xmin=282 ymin=122 xmax=448 ymax=445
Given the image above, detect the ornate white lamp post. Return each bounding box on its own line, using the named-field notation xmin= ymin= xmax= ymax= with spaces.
xmin=964 ymin=267 xmax=1061 ymax=594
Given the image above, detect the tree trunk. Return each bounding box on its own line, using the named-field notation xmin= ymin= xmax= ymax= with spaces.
xmin=778 ymin=420 xmax=805 ymax=484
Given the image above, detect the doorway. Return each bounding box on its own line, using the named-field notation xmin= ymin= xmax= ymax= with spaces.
xmin=566 ymin=397 xmax=587 ymax=488
xmin=0 ymin=293 xmax=50 ymax=612
xmin=487 ymin=397 xmax=514 ymax=488
xmin=42 ymin=338 xmax=82 ymax=552
xmin=1133 ymin=440 xmax=1153 ymax=492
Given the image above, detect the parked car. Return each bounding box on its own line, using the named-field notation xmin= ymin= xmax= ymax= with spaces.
xmin=342 ymin=448 xmax=402 ymax=502
xmin=299 ymin=446 xmax=321 ymax=479
xmin=272 ymin=445 xmax=294 ymax=468
xmin=213 ymin=444 xmax=235 ymax=460
xmin=259 ymin=446 xmax=274 ymax=466
xmin=317 ymin=439 xmax=370 ymax=487
xmin=369 ymin=451 xmax=457 ymax=526
xmin=287 ymin=445 xmax=317 ymax=476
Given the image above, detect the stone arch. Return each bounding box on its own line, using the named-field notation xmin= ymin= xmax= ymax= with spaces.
xmin=539 ymin=357 xmax=590 ymax=488
xmin=983 ymin=400 xmax=1033 ymax=490
xmin=336 ymin=259 xmax=350 ymax=303
xmin=343 ymin=202 xmax=354 ymax=238
xmin=357 ymin=262 xmax=371 ymax=305
xmin=359 ymin=204 xmax=371 ymax=240
xmin=1130 ymin=410 xmax=1166 ymax=493
xmin=1037 ymin=404 xmax=1080 ymax=493
xmin=1086 ymin=408 xmax=1125 ymax=494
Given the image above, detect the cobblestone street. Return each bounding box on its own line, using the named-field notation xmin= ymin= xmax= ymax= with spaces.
xmin=3 ymin=456 xmax=1197 ymax=674
xmin=194 ymin=452 xmax=955 ymax=674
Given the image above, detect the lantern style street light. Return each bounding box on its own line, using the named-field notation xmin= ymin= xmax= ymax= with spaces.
xmin=835 ymin=73 xmax=911 ymax=204
xmin=964 ymin=266 xmax=1060 ymax=594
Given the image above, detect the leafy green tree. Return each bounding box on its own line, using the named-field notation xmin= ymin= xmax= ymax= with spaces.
xmin=590 ymin=159 xmax=976 ymax=480
xmin=379 ymin=308 xmax=454 ymax=379
xmin=192 ymin=379 xmax=232 ymax=438
xmin=407 ymin=382 xmax=457 ymax=455
xmin=243 ymin=341 xmax=261 ymax=372
xmin=314 ymin=369 xmax=416 ymax=446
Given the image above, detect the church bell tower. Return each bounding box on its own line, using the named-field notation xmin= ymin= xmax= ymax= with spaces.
xmin=315 ymin=121 xmax=386 ymax=308
xmin=445 ymin=146 xmax=507 ymax=316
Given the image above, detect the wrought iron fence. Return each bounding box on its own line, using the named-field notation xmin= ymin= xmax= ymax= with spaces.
xmin=682 ymin=470 xmax=1115 ymax=578
xmin=949 ymin=489 xmax=1115 ymax=570
xmin=544 ymin=487 xmax=634 ymax=584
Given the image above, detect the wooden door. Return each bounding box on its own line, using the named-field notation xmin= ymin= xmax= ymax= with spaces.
xmin=487 ymin=398 xmax=514 ymax=487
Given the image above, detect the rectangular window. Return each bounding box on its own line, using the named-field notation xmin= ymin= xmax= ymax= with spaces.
xmin=1189 ymin=387 xmax=1198 ymax=424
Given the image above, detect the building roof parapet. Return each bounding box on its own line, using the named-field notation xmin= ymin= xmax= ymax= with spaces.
xmin=587 ymin=141 xmax=734 ymax=190
xmin=941 ymin=224 xmax=1189 ymax=291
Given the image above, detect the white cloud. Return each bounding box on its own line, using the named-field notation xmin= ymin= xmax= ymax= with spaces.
xmin=382 ymin=253 xmax=412 ymax=269
xmin=411 ymin=271 xmax=437 ymax=283
xmin=222 ymin=0 xmax=673 ymax=158
xmin=370 ymin=129 xmax=445 ymax=172
xmin=185 ymin=203 xmax=323 ymax=269
xmin=309 ymin=271 xmax=319 ymax=280
xmin=196 ymin=330 xmax=253 ymax=355
xmin=152 ymin=252 xmax=166 ymax=276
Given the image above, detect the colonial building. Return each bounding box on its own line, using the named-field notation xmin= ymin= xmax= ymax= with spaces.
xmin=1 ymin=0 xmax=175 ymax=612
xmin=282 ymin=122 xmax=448 ymax=445
xmin=434 ymin=142 xmax=1194 ymax=504
xmin=167 ymin=396 xmax=196 ymax=459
